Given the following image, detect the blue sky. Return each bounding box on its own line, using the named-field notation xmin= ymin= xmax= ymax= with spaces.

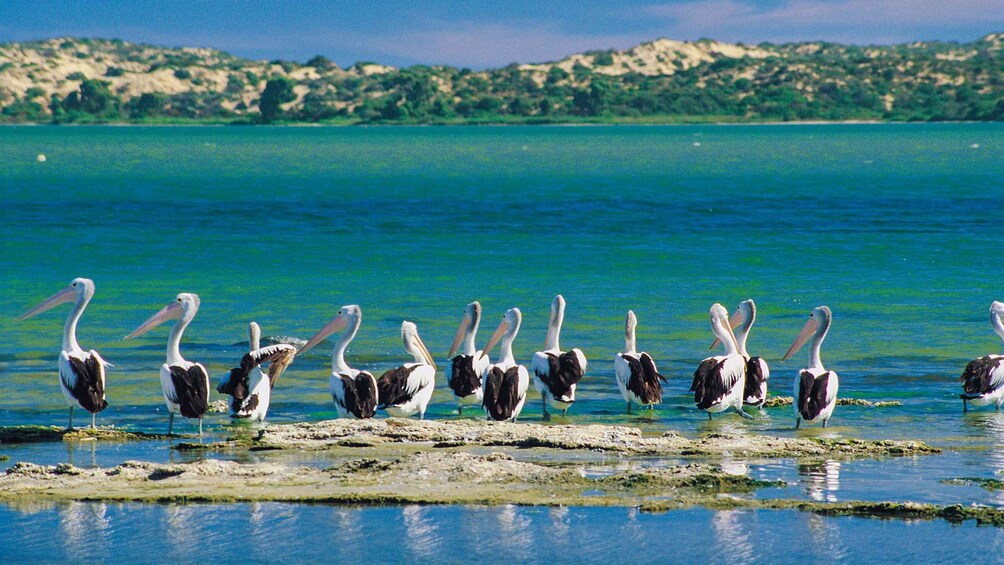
xmin=2 ymin=0 xmax=1003 ymax=68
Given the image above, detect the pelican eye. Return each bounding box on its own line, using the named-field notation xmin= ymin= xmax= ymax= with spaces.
xmin=72 ymin=283 xmax=76 ymax=287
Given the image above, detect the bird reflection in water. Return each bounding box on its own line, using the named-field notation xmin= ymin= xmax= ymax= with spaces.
xmin=402 ymin=505 xmax=442 ymax=561
xmin=711 ymin=510 xmax=754 ymax=563
xmin=60 ymin=501 xmax=109 ymax=560
xmin=799 ymin=460 xmax=841 ymax=502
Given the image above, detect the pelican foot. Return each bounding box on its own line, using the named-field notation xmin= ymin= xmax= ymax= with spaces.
xmin=737 ymin=408 xmax=754 ymax=420
xmin=626 ymin=402 xmax=632 ymax=415
xmin=707 ymin=411 xmax=712 ymax=421
xmin=795 ymin=417 xmax=801 ymax=429
xmin=823 ymin=418 xmax=829 ymax=428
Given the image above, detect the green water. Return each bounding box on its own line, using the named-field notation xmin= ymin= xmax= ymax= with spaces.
xmin=3 ymin=126 xmax=1004 ymax=551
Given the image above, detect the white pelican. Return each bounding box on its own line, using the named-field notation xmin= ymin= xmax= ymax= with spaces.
xmin=614 ymin=310 xmax=666 ymax=413
xmin=216 ymin=322 xmax=297 ymax=422
xmin=480 ymin=307 xmax=530 ymax=422
xmin=17 ymin=277 xmax=109 ymax=429
xmin=377 ymin=321 xmax=437 ymax=419
xmin=959 ymin=301 xmax=1004 ymax=412
xmin=299 ymin=305 xmax=378 ymax=419
xmin=125 ymin=293 xmax=210 ymax=435
xmin=445 ymin=301 xmax=489 ymax=414
xmin=531 ymin=295 xmax=587 ymax=420
xmin=690 ymin=303 xmax=751 ymax=419
xmin=711 ymin=299 xmax=770 ymax=407
xmin=783 ymin=305 xmax=839 ymax=428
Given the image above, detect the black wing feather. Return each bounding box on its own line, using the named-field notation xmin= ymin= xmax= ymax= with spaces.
xmin=377 ymin=365 xmax=421 ymax=408
xmin=169 ymin=365 xmax=209 ymax=419
xmin=538 ymin=352 xmax=584 ymax=400
xmin=449 ymin=355 xmax=481 ymax=398
xmin=340 ymin=373 xmax=377 ymax=419
xmin=66 ymin=354 xmax=108 ymax=414
xmin=744 ymin=357 xmax=767 ymax=405
xmin=690 ymin=357 xmax=728 ymax=410
xmin=483 ymin=366 xmax=521 ymax=421
xmin=798 ymin=371 xmax=830 ymax=420
xmin=961 ymin=356 xmax=1003 ymax=396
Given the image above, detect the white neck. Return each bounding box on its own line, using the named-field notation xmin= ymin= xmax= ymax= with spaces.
xmin=734 ymin=320 xmax=751 ymax=357
xmin=406 ymin=337 xmax=425 ymax=364
xmin=332 ymin=317 xmax=360 ymax=373
xmin=624 ymin=326 xmax=636 ymax=355
xmin=992 ymin=311 xmax=1004 ymax=354
xmin=462 ymin=313 xmax=480 ymax=355
xmin=809 ymin=317 xmax=830 ymax=369
xmin=714 ymin=320 xmax=739 ymax=356
xmin=166 ymin=313 xmax=193 ymax=365
xmin=62 ymin=292 xmax=90 ymax=352
xmin=545 ymin=304 xmax=563 ymax=351
xmin=249 ymin=324 xmax=261 ymax=350
xmin=498 ymin=331 xmax=516 ymax=366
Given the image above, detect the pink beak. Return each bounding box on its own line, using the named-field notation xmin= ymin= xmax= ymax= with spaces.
xmin=17 ymin=286 xmax=76 ymax=320
xmin=447 ymin=314 xmax=471 ymax=359
xmin=479 ymin=319 xmax=509 ymax=360
xmin=299 ymin=316 xmax=348 ymax=354
xmin=125 ymin=301 xmax=182 ymax=339
xmin=782 ymin=317 xmax=819 ymax=361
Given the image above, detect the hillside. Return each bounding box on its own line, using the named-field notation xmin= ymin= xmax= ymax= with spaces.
xmin=0 ymin=34 xmax=1002 ymax=124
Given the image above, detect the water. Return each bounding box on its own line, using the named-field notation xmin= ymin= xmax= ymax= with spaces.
xmin=2 ymin=124 xmax=1004 ymax=558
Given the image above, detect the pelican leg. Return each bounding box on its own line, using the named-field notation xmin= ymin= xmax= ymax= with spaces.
xmin=419 ymin=411 xmax=425 ymax=421
xmin=168 ymin=412 xmax=174 ymax=436
xmin=649 ymin=403 xmax=655 ymax=411
xmin=963 ymin=399 xmax=968 ymax=413
xmin=823 ymin=418 xmax=829 ymax=428
xmin=707 ymin=411 xmax=712 ymax=420
xmin=91 ymin=412 xmax=96 ymax=430
xmin=199 ymin=418 xmax=203 ymax=437
xmin=541 ymin=396 xmax=551 ymax=421
xmin=67 ymin=405 xmax=74 ymax=431
xmin=626 ymin=402 xmax=632 ymax=415
xmin=737 ymin=407 xmax=754 ymax=420
xmin=458 ymin=406 xmax=463 ymax=416
xmin=795 ymin=417 xmax=801 ymax=429
xmin=562 ymin=408 xmax=568 ymax=417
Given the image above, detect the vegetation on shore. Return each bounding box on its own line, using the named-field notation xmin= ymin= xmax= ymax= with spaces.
xmin=1 ymin=34 xmax=1003 ymax=125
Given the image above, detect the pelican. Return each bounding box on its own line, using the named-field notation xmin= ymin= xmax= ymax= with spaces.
xmin=783 ymin=305 xmax=838 ymax=428
xmin=125 ymin=293 xmax=210 ymax=436
xmin=711 ymin=299 xmax=770 ymax=407
xmin=216 ymin=322 xmax=297 ymax=422
xmin=17 ymin=277 xmax=109 ymax=429
xmin=481 ymin=307 xmax=530 ymax=422
xmin=299 ymin=305 xmax=378 ymax=419
xmin=614 ymin=310 xmax=666 ymax=413
xmin=445 ymin=301 xmax=489 ymax=414
xmin=690 ymin=303 xmax=751 ymax=419
xmin=531 ymin=295 xmax=587 ymax=420
xmin=377 ymin=321 xmax=437 ymax=419
xmin=959 ymin=301 xmax=1004 ymax=412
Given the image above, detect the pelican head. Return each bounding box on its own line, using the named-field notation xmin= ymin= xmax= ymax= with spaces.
xmin=125 ymin=292 xmax=200 ymax=339
xmin=299 ymin=304 xmax=360 ymax=354
xmin=481 ymin=307 xmax=522 ymax=359
xmin=447 ymin=301 xmax=481 ymax=358
xmin=782 ymin=305 xmax=832 ymax=361
xmin=402 ymin=321 xmax=436 ymax=368
xmin=708 ymin=299 xmax=755 ymax=350
xmin=991 ymin=301 xmax=1004 ymax=320
xmin=709 ymin=303 xmax=740 ymax=352
xmin=18 ymin=277 xmax=95 ymax=320
xmin=625 ymin=309 xmax=638 ymax=338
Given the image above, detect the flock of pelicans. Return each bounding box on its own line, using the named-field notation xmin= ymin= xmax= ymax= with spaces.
xmin=15 ymin=277 xmax=1004 ymax=435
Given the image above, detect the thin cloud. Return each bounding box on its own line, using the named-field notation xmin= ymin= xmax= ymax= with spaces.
xmin=643 ymin=0 xmax=1004 ymax=44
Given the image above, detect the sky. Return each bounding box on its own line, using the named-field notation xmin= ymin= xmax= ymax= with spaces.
xmin=1 ymin=0 xmax=1003 ymax=68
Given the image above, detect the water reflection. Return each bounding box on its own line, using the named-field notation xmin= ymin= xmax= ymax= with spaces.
xmin=65 ymin=440 xmax=97 ymax=468
xmin=59 ymin=501 xmax=109 ymax=560
xmin=327 ymin=507 xmax=365 ymax=562
xmin=402 ymin=505 xmax=442 ymax=561
xmin=961 ymin=411 xmax=1004 ymax=504
xmin=711 ymin=510 xmax=754 ymax=562
xmin=799 ymin=460 xmax=841 ymax=502
xmin=547 ymin=506 xmax=570 ymax=546
xmin=806 ymin=513 xmax=848 ymax=560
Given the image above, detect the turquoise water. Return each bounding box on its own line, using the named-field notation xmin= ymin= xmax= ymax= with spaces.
xmin=2 ymin=124 xmax=1004 ymax=557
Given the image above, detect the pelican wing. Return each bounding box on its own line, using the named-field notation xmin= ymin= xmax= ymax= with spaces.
xmin=449 ymin=354 xmax=482 ymax=397
xmin=797 ymin=370 xmax=830 ymax=420
xmin=484 ymin=365 xmax=524 ymax=421
xmin=169 ymin=364 xmax=210 ymax=419
xmin=376 ymin=365 xmax=424 ymax=408
xmin=64 ymin=352 xmax=108 ymax=414
xmin=338 ymin=372 xmax=377 ymax=419
xmin=961 ymin=356 xmax=1004 ymax=396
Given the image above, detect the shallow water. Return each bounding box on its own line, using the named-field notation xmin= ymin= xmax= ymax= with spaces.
xmin=1 ymin=502 xmax=1003 ymax=563
xmin=2 ymin=124 xmax=1004 ymax=556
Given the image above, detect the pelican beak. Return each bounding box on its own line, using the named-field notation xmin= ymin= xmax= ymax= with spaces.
xmin=125 ymin=301 xmax=183 ymax=339
xmin=782 ymin=317 xmax=819 ymax=361
xmin=480 ymin=319 xmax=510 ymax=360
xmin=17 ymin=286 xmax=76 ymax=320
xmin=299 ymin=316 xmax=348 ymax=354
xmin=415 ymin=333 xmax=436 ymax=369
xmin=447 ymin=314 xmax=470 ymax=359
xmin=709 ymin=308 xmax=743 ymax=350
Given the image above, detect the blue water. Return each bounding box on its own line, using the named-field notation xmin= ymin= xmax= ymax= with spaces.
xmin=2 ymin=124 xmax=1004 ymax=558
xmin=1 ymin=503 xmax=1002 ymax=563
